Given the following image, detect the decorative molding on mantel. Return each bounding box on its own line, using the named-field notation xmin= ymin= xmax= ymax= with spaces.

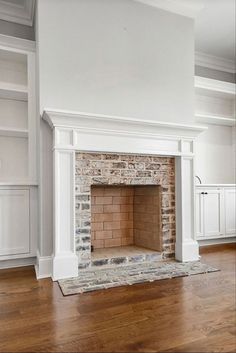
xmin=134 ymin=0 xmax=204 ymax=18
xmin=195 ymin=51 xmax=236 ymax=74
xmin=0 ymin=0 xmax=35 ymax=26
xmin=43 ymin=109 xmax=207 ymax=137
xmin=42 ymin=109 xmax=203 ymax=280
xmin=43 ymin=109 xmax=207 ymax=158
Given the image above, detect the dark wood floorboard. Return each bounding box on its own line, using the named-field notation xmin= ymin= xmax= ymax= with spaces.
xmin=0 ymin=244 xmax=235 ymax=352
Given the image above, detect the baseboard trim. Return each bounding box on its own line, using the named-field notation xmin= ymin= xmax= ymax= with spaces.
xmin=35 ymin=251 xmax=53 ymax=279
xmin=198 ymin=237 xmax=236 ymax=247
xmin=0 ymin=257 xmax=36 ymax=269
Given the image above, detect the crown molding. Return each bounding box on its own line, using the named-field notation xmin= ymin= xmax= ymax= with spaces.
xmin=42 ymin=109 xmax=207 ymax=139
xmin=195 ymin=51 xmax=236 ymax=74
xmin=0 ymin=0 xmax=35 ymax=26
xmin=134 ymin=0 xmax=204 ymax=18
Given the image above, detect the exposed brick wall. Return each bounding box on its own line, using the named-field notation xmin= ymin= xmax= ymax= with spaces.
xmin=75 ymin=152 xmax=175 ymax=268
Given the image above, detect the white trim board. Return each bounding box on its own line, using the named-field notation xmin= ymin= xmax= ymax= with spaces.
xmin=0 ymin=256 xmax=36 ymax=269
xmin=0 ymin=34 xmax=35 ymax=53
xmin=195 ymin=76 xmax=236 ymax=96
xmin=195 ymin=114 xmax=235 ymax=127
xmin=198 ymin=237 xmax=236 ymax=246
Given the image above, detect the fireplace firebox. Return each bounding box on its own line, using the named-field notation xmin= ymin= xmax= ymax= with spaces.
xmin=75 ymin=153 xmax=176 ymax=268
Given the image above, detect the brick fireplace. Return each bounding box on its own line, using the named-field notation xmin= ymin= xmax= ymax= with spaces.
xmin=75 ymin=152 xmax=175 ymax=268
xmin=42 ymin=110 xmax=206 ymax=280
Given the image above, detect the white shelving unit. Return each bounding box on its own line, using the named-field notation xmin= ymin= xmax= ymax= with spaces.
xmin=0 ymin=35 xmax=38 ymax=266
xmin=195 ymin=76 xmax=236 ymax=127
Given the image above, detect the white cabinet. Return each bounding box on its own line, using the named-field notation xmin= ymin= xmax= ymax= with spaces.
xmin=225 ymin=188 xmax=236 ymax=235
xmin=196 ymin=186 xmax=235 ymax=240
xmin=0 ymin=186 xmax=38 ymax=261
xmin=0 ymin=189 xmax=29 ymax=256
xmin=203 ymin=189 xmax=224 ymax=237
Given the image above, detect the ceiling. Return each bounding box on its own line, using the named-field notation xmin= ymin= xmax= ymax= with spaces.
xmin=193 ymin=0 xmax=235 ymax=61
xmin=138 ymin=0 xmax=235 ymax=70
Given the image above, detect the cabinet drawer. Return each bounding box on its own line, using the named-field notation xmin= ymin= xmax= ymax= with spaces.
xmin=0 ymin=189 xmax=30 ymax=256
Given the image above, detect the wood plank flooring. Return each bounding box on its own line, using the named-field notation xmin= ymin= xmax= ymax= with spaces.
xmin=0 ymin=244 xmax=235 ymax=352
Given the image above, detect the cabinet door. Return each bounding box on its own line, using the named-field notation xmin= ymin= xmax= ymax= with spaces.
xmin=196 ymin=189 xmax=204 ymax=238
xmin=0 ymin=189 xmax=30 ymax=256
xmin=203 ymin=189 xmax=224 ymax=237
xmin=225 ymin=188 xmax=236 ymax=235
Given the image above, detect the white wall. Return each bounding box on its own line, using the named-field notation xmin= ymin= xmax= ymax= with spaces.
xmin=195 ymin=124 xmax=235 ymax=184
xmin=37 ymin=0 xmax=195 ymax=123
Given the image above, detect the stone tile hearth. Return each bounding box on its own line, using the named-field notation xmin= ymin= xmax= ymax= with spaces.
xmin=58 ymin=261 xmax=219 ymax=295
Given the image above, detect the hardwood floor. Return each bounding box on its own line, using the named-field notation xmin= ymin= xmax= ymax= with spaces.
xmin=0 ymin=244 xmax=235 ymax=352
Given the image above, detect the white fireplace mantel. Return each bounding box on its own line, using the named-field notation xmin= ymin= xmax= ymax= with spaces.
xmin=42 ymin=109 xmax=207 ymax=280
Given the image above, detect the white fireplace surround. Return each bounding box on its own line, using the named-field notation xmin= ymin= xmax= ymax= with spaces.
xmin=40 ymin=109 xmax=207 ymax=280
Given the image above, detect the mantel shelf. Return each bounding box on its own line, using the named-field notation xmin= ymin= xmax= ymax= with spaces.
xmin=0 ymin=82 xmax=28 ymax=101
xmin=195 ymin=114 xmax=235 ymax=127
xmin=43 ymin=109 xmax=207 ymax=139
xmin=0 ymin=127 xmax=28 ymax=138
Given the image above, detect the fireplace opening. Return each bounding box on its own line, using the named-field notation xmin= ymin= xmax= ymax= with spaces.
xmin=91 ymin=185 xmax=162 ymax=260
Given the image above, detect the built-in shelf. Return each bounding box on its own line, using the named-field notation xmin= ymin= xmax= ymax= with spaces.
xmin=195 ymin=76 xmax=236 ymax=98
xmin=0 ymin=82 xmax=28 ymax=101
xmin=0 ymin=34 xmax=38 ymax=264
xmin=195 ymin=113 xmax=235 ymax=127
xmin=195 ymin=76 xmax=235 ymax=126
xmin=0 ymin=127 xmax=28 ymax=138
